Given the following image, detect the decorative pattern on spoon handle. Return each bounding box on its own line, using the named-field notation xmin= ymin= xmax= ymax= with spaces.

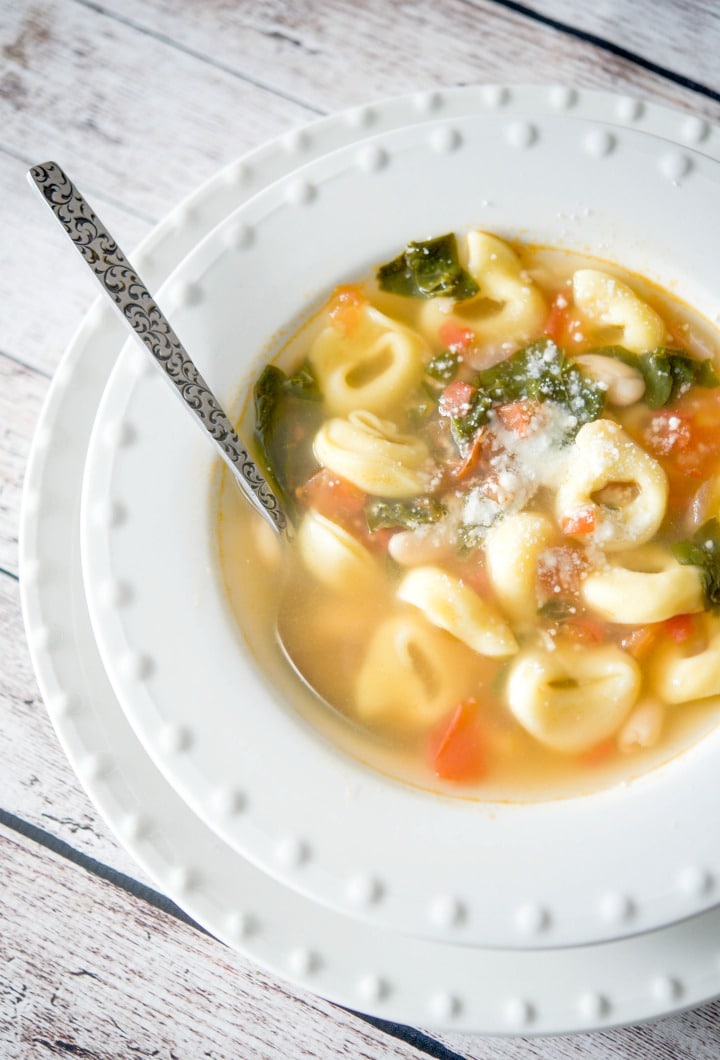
xmin=29 ymin=161 xmax=287 ymax=535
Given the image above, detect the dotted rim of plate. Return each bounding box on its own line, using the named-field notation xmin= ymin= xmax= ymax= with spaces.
xmin=78 ymin=104 xmax=720 ymax=949
xmin=18 ymin=85 xmax=720 ymax=1034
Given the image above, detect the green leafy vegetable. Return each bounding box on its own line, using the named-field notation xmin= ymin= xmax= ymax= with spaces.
xmin=253 ymin=362 xmax=322 ymax=513
xmin=446 ymin=339 xmax=605 ymax=443
xmin=590 ymin=346 xmax=720 ymax=409
xmin=448 ymin=389 xmax=494 ymax=444
xmin=426 ymin=350 xmax=462 ymax=382
xmin=406 ymin=402 xmax=434 ymax=428
xmin=475 ymin=340 xmax=605 ymax=426
xmin=365 ymin=496 xmax=447 ymax=533
xmin=672 ymin=518 xmax=720 ymax=610
xmin=377 ymin=233 xmax=479 ymax=301
xmin=537 ymin=599 xmax=578 ymax=621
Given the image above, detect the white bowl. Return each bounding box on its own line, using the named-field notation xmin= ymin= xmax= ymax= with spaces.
xmin=81 ymin=107 xmax=720 ymax=949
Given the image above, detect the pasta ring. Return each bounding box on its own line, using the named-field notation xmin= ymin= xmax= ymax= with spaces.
xmin=581 ymin=545 xmax=704 ymax=623
xmin=397 ymin=565 xmax=518 ymax=657
xmin=506 ymin=644 xmax=641 ymax=753
xmin=419 ymin=231 xmax=546 ymax=353
xmin=572 ymin=269 xmax=666 ymax=354
xmin=313 ymin=410 xmax=431 ymax=497
xmin=555 ymin=419 xmax=668 ymax=551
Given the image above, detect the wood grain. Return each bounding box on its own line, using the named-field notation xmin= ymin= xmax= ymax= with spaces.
xmin=0 ymin=824 xmax=433 ymax=1060
xmin=528 ymin=0 xmax=720 ymax=94
xmin=0 ymin=571 xmax=157 ymax=884
xmin=3 ymin=0 xmax=720 ymax=1056
xmin=83 ymin=0 xmax=720 ymax=119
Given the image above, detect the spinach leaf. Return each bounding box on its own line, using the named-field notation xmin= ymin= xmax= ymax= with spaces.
xmin=474 ymin=339 xmax=604 ymax=432
xmin=253 ymin=362 xmax=322 ymax=513
xmin=426 ymin=350 xmax=462 ymax=382
xmin=377 ymin=233 xmax=479 ymax=301
xmin=365 ymin=496 xmax=447 ymax=533
xmin=590 ymin=346 xmax=720 ymax=409
xmin=672 ymin=518 xmax=720 ymax=610
xmin=449 ymin=388 xmax=494 ymax=444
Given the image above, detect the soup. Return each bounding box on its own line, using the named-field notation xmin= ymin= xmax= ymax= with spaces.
xmin=217 ymin=230 xmax=720 ymax=800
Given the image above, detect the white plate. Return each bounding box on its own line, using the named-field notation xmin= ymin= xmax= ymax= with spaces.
xmin=20 ymin=86 xmax=720 ymax=1033
xmin=79 ymin=103 xmax=720 ymax=950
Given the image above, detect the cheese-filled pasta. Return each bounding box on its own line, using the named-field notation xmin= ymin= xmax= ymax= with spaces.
xmin=506 ymin=645 xmax=641 ymax=753
xmin=219 ymin=229 xmax=720 ymax=800
xmin=419 ymin=231 xmax=547 ymax=356
xmin=309 ymin=302 xmax=428 ymax=416
xmin=572 ymin=269 xmax=666 ymax=354
xmin=355 ymin=614 xmax=474 ymax=728
xmin=397 ymin=565 xmax=517 ymax=657
xmin=313 ymin=410 xmax=431 ymax=497
xmin=581 ymin=545 xmax=704 ymax=624
xmin=555 ymin=419 xmax=668 ymax=551
xmin=297 ymin=509 xmax=381 ymax=593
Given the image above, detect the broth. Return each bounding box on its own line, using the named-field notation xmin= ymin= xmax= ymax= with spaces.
xmin=217 ymin=231 xmax=720 ymax=801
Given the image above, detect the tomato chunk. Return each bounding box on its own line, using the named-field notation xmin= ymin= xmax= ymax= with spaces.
xmin=560 ymin=507 xmax=596 ymax=536
xmin=439 ymin=380 xmax=477 ymax=419
xmin=328 ymin=284 xmax=366 ymax=336
xmin=663 ymin=612 xmax=697 ymax=644
xmin=438 ymin=321 xmax=476 ymax=352
xmin=495 ymin=400 xmax=539 ymax=438
xmin=299 ymin=468 xmax=366 ymax=521
xmin=428 ymin=698 xmax=487 ymax=782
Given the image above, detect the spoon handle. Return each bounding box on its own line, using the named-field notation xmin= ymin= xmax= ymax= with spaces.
xmin=29 ymin=160 xmax=287 ymax=536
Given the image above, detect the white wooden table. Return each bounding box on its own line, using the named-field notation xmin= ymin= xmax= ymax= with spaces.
xmin=2 ymin=2 xmax=720 ymax=1056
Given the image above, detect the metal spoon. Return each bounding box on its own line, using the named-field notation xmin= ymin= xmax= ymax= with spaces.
xmin=28 ymin=161 xmax=288 ymax=538
xmin=28 ymin=162 xmax=350 ymax=711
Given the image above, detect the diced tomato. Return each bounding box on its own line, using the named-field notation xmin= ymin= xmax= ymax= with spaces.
xmin=561 ymin=617 xmax=606 ymax=645
xmin=297 ymin=469 xmax=394 ymax=556
xmin=495 ymin=400 xmax=538 ymax=438
xmin=438 ymin=321 xmax=476 ymax=352
xmin=634 ymin=390 xmax=720 ymax=513
xmin=663 ymin=612 xmax=697 ymax=644
xmin=298 ymin=468 xmax=366 ymax=521
xmin=536 ymin=546 xmax=588 ymax=598
xmin=543 ymin=287 xmax=583 ymax=347
xmin=620 ymin=625 xmax=659 ymax=661
xmin=428 ymin=698 xmax=487 ymax=783
xmin=327 ymin=284 xmax=366 ymax=336
xmin=578 ymin=739 xmax=615 ymax=766
xmin=455 ymin=560 xmax=492 ymax=597
xmin=450 ymin=428 xmax=486 ymax=481
xmin=439 ymin=380 xmax=477 ymax=419
xmin=560 ymin=507 xmax=596 ymax=536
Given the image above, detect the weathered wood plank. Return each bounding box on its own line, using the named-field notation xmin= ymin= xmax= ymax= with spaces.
xmin=0 ymin=149 xmax=150 ymax=377
xmin=529 ymin=0 xmax=720 ymax=94
xmin=0 ymin=1 xmax=314 ymax=218
xmin=79 ymin=0 xmax=720 ymax=121
xmin=0 ymin=824 xmax=434 ymax=1060
xmin=0 ymin=353 xmax=49 ymax=576
xmin=437 ymin=1001 xmax=720 ymax=1059
xmin=0 ymin=570 xmax=157 ymax=884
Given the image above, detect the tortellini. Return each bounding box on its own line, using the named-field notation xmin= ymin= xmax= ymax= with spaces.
xmin=309 ymin=304 xmax=427 ymax=416
xmin=652 ymin=618 xmax=720 ymax=705
xmin=555 ymin=419 xmax=668 ymax=550
xmin=313 ymin=410 xmax=431 ymax=497
xmin=397 ymin=565 xmax=518 ymax=657
xmin=572 ymin=269 xmax=666 ymax=354
xmin=419 ymin=232 xmax=547 ymax=352
xmin=296 ymin=510 xmax=380 ymax=593
xmin=484 ymin=512 xmax=555 ymax=623
xmin=506 ymin=645 xmax=641 ymax=753
xmin=581 ymin=545 xmax=704 ymax=624
xmin=355 ymin=614 xmax=472 ymax=728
